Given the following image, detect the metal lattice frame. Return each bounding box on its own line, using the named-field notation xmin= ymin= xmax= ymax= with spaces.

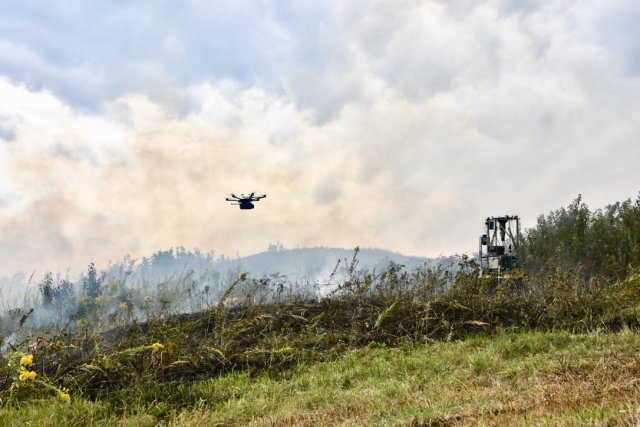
xmin=479 ymin=215 xmax=520 ymax=274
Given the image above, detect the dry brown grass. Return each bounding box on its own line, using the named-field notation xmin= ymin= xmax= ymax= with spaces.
xmin=158 ymin=330 xmax=640 ymax=427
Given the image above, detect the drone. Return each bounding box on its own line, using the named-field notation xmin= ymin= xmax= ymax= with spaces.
xmin=226 ymin=192 xmax=267 ymax=210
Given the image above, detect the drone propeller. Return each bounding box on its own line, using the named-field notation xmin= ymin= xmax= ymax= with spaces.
xmin=226 ymin=192 xmax=267 ymax=205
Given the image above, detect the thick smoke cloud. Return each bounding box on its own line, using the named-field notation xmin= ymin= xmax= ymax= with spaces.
xmin=0 ymin=1 xmax=639 ymax=276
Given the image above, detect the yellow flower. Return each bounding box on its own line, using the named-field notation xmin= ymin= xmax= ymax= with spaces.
xmin=57 ymin=391 xmax=71 ymax=403
xmin=150 ymin=342 xmax=164 ymax=352
xmin=19 ymin=370 xmax=37 ymax=381
xmin=119 ymin=302 xmax=128 ymax=311
xmin=20 ymin=354 xmax=34 ymax=367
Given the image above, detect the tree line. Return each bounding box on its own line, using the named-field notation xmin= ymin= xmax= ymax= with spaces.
xmin=521 ymin=193 xmax=640 ymax=280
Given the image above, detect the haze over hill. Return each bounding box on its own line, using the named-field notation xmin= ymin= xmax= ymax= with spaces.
xmin=0 ymin=245 xmax=446 ymax=311
xmin=131 ymin=245 xmax=443 ymax=284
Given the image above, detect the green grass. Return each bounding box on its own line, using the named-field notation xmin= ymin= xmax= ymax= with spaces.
xmin=2 ymin=329 xmax=639 ymax=426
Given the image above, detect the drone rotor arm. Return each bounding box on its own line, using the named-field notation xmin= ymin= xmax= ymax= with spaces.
xmin=227 ymin=192 xmax=266 ymax=204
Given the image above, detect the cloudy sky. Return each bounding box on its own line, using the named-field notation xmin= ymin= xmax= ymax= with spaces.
xmin=1 ymin=0 xmax=639 ymax=276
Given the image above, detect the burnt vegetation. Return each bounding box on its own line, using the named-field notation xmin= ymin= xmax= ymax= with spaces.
xmin=1 ymin=192 xmax=640 ymax=415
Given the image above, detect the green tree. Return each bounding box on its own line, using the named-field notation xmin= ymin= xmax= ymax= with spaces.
xmin=83 ymin=262 xmax=104 ymax=304
xmin=39 ymin=272 xmax=54 ymax=308
xmin=521 ymin=192 xmax=640 ymax=281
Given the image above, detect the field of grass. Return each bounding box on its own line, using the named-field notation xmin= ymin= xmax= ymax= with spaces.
xmin=1 ymin=329 xmax=639 ymax=426
xmin=4 ymin=194 xmax=639 ymax=424
xmin=2 ymin=246 xmax=639 ymax=425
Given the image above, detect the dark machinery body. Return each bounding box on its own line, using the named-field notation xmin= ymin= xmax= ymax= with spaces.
xmin=479 ymin=215 xmax=520 ymax=274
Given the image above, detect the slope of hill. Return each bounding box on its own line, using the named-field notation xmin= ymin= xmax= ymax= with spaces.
xmin=2 ymin=330 xmax=639 ymax=425
xmin=215 ymin=246 xmax=442 ymax=283
xmin=1 ymin=193 xmax=639 ymax=425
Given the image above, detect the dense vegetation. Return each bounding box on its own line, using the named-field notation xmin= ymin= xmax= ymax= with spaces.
xmin=0 ymin=192 xmax=639 ymax=425
xmin=522 ymin=194 xmax=640 ymax=280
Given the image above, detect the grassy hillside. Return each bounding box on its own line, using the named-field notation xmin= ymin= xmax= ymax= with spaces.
xmin=1 ymin=193 xmax=640 ymax=425
xmin=1 ymin=330 xmax=639 ymax=426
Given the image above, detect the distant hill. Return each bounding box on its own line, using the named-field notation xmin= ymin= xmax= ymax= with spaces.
xmin=0 ymin=246 xmax=446 ymax=309
xmin=217 ymin=247 xmax=441 ymax=283
xmin=130 ymin=246 xmax=444 ymax=285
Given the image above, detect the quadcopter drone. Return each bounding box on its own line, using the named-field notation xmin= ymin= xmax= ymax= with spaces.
xmin=226 ymin=192 xmax=267 ymax=210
